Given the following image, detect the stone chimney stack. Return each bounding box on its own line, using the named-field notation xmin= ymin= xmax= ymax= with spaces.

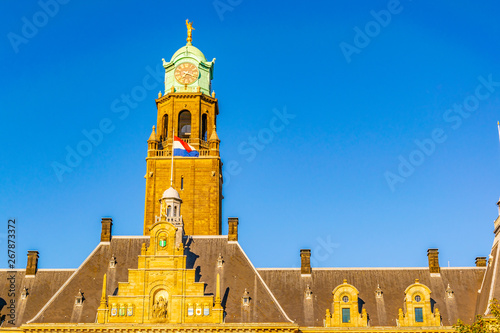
xmin=228 ymin=217 xmax=238 ymax=241
xmin=427 ymin=248 xmax=440 ymax=274
xmin=26 ymin=251 xmax=39 ymax=276
xmin=100 ymin=218 xmax=113 ymax=243
xmin=476 ymin=257 xmax=487 ymax=267
xmin=300 ymin=249 xmax=311 ymax=275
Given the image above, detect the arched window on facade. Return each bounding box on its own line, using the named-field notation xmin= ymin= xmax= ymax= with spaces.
xmin=201 ymin=113 xmax=208 ymax=141
xmin=178 ymin=110 xmax=191 ymax=138
xmin=162 ymin=114 xmax=168 ymax=141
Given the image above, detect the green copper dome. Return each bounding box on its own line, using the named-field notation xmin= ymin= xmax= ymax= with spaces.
xmin=170 ymin=44 xmax=207 ymax=62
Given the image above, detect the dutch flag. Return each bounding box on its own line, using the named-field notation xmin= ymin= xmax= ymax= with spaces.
xmin=173 ymin=136 xmax=199 ymax=157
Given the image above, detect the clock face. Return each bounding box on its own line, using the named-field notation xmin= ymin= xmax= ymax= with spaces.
xmin=174 ymin=62 xmax=199 ymax=85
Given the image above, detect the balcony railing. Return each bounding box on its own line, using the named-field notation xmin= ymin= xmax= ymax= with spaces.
xmin=148 ymin=149 xmax=211 ymax=157
xmin=161 ymin=138 xmax=209 ymax=149
xmin=155 ymin=215 xmax=183 ymax=226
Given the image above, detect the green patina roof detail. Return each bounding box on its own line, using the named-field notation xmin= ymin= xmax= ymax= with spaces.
xmin=171 ymin=44 xmax=207 ymax=62
xmin=163 ymin=42 xmax=214 ymax=96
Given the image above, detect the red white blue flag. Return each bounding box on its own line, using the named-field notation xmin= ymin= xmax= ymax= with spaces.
xmin=173 ymin=136 xmax=199 ymax=157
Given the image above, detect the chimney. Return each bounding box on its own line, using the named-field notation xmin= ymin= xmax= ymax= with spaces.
xmin=228 ymin=217 xmax=238 ymax=241
xmin=100 ymin=218 xmax=113 ymax=242
xmin=476 ymin=257 xmax=487 ymax=267
xmin=427 ymin=248 xmax=440 ymax=274
xmin=26 ymin=251 xmax=39 ymax=276
xmin=300 ymin=249 xmax=311 ymax=275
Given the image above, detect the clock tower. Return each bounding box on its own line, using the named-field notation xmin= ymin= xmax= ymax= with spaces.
xmin=144 ymin=21 xmax=222 ymax=236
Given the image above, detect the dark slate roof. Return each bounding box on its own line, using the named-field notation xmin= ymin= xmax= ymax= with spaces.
xmin=258 ymin=267 xmax=485 ymax=326
xmin=0 ymin=269 xmax=74 ymax=327
xmin=1 ymin=234 xmax=489 ymax=327
xmin=476 ymin=241 xmax=499 ymax=316
xmin=5 ymin=236 xmax=291 ymax=326
xmin=186 ymin=236 xmax=292 ymax=323
xmin=28 ymin=237 xmax=147 ymax=324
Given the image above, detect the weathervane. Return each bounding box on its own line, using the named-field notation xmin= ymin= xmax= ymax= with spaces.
xmin=186 ymin=19 xmax=194 ymax=44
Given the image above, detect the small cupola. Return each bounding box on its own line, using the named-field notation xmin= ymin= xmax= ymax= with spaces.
xmin=157 ymin=187 xmax=184 ymax=246
xmin=159 ymin=187 xmax=183 ymax=223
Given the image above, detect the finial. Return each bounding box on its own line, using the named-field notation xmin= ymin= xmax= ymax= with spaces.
xmin=343 ymin=279 xmax=347 ymax=284
xmin=415 ymin=278 xmax=420 ymax=284
xmin=186 ymin=19 xmax=194 ymax=45
xmin=158 ymin=91 xmax=162 ymax=98
xmin=211 ymin=91 xmax=216 ymax=98
xmin=100 ymin=274 xmax=107 ymax=304
xmin=148 ymin=126 xmax=157 ymax=142
xmin=215 ymin=273 xmax=222 ymax=305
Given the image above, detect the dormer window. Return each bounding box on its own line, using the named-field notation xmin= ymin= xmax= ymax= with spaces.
xmin=110 ymin=255 xmax=116 ymax=268
xmin=75 ymin=289 xmax=84 ymax=305
xmin=325 ymin=280 xmax=368 ymax=327
xmin=342 ymin=308 xmax=351 ymax=323
xmin=375 ymin=284 xmax=383 ymax=298
xmin=217 ymin=253 xmax=224 ymax=268
xmin=446 ymin=284 xmax=454 ymax=298
xmin=305 ymin=285 xmax=312 ymax=299
xmin=242 ymin=288 xmax=250 ymax=306
xmin=415 ymin=307 xmax=424 ymax=322
xmin=398 ymin=280 xmax=441 ymax=327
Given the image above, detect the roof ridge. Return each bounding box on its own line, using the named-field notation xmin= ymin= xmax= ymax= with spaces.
xmin=26 ymin=242 xmax=106 ymax=323
xmin=233 ymin=242 xmax=294 ymax=323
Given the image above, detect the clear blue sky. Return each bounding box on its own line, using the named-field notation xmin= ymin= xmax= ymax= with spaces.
xmin=1 ymin=0 xmax=500 ymax=270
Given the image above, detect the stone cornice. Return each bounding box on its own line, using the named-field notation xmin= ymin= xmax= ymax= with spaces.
xmin=20 ymin=323 xmax=299 ymax=333
xmin=156 ymin=92 xmax=217 ymax=105
xmin=18 ymin=323 xmax=457 ymax=333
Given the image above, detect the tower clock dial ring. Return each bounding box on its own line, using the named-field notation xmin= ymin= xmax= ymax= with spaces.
xmin=174 ymin=62 xmax=199 ymax=85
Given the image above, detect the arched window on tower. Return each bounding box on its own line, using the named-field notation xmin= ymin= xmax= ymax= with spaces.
xmin=167 ymin=205 xmax=171 ymax=217
xmin=162 ymin=114 xmax=168 ymax=141
xmin=178 ymin=110 xmax=191 ymax=138
xmin=174 ymin=206 xmax=177 ymax=217
xmin=201 ymin=113 xmax=208 ymax=141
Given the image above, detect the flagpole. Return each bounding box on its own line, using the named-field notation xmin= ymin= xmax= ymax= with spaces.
xmin=170 ymin=128 xmax=174 ymax=187
xmin=497 ymin=121 xmax=500 ymax=143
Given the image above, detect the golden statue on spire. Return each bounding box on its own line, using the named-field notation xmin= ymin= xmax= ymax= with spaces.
xmin=186 ymin=19 xmax=194 ymax=44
